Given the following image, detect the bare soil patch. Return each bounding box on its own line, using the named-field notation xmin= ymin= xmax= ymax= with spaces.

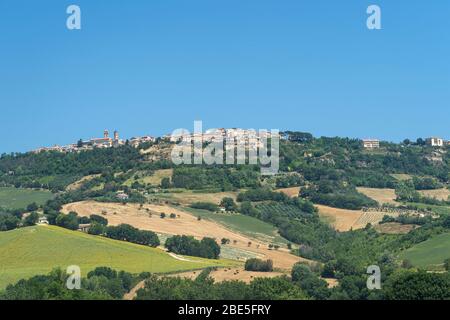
xmin=419 ymin=188 xmax=450 ymax=201
xmin=276 ymin=187 xmax=300 ymax=198
xmin=169 ymin=268 xmax=285 ymax=283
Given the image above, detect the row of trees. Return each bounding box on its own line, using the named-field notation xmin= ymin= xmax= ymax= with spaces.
xmin=165 ymin=235 xmax=220 ymax=259
xmin=0 ymin=267 xmax=147 ymax=300
xmin=244 ymin=259 xmax=273 ymax=272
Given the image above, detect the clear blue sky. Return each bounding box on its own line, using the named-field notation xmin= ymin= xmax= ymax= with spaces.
xmin=0 ymin=0 xmax=449 ymax=153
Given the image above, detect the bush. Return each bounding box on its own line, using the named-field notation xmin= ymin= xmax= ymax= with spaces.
xmin=105 ymin=224 xmax=160 ymax=247
xmin=165 ymin=235 xmax=220 ymax=259
xmin=90 ymin=214 xmax=108 ymax=226
xmin=88 ymin=223 xmax=105 ymax=235
xmin=23 ymin=212 xmax=39 ymax=227
xmin=55 ymin=212 xmax=79 ymax=230
xmin=190 ymin=202 xmax=219 ymax=212
xmin=0 ymin=213 xmax=20 ymax=231
xmin=244 ymin=258 xmax=273 ymax=272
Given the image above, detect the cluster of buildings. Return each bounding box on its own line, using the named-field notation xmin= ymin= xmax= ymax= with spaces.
xmin=426 ymin=137 xmax=448 ymax=147
xmin=363 ymin=137 xmax=449 ymax=149
xmin=33 ymin=130 xmax=155 ymax=153
xmin=169 ymin=128 xmax=275 ymax=150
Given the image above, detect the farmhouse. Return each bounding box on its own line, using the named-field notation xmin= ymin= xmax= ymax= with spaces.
xmin=363 ymin=139 xmax=380 ymax=149
xmin=116 ymin=192 xmax=129 ymax=201
xmin=37 ymin=216 xmax=49 ymax=225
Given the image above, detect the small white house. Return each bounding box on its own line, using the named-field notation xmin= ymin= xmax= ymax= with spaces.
xmin=37 ymin=216 xmax=49 ymax=225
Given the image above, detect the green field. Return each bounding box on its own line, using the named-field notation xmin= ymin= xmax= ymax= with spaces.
xmin=399 ymin=233 xmax=450 ymax=270
xmin=0 ymin=187 xmax=54 ymax=210
xmin=407 ymin=202 xmax=450 ymax=216
xmin=182 ymin=207 xmax=289 ymax=245
xmin=0 ymin=225 xmax=235 ymax=289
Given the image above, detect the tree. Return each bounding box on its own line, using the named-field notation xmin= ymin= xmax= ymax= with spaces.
xmin=160 ymin=177 xmax=171 ymax=189
xmin=220 ymin=197 xmax=237 ymax=212
xmin=55 ymin=212 xmax=79 ymax=230
xmin=383 ymin=270 xmax=450 ymax=300
xmin=24 ymin=212 xmax=39 ymax=226
xmin=245 ymin=259 xmax=273 ymax=272
xmin=26 ymin=202 xmax=39 ymax=212
xmin=90 ymin=214 xmax=108 ymax=226
xmin=88 ymin=223 xmax=105 ymax=235
xmin=444 ymin=258 xmax=450 ymax=271
xmin=0 ymin=213 xmax=20 ymax=231
xmin=165 ymin=235 xmax=220 ymax=259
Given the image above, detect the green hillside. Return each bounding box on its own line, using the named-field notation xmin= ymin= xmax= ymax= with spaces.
xmin=399 ymin=233 xmax=450 ymax=270
xmin=183 ymin=207 xmax=289 ymax=245
xmin=0 ymin=225 xmax=234 ymax=289
xmin=0 ymin=187 xmax=54 ymax=210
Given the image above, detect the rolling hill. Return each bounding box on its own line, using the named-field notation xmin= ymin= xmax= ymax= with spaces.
xmin=399 ymin=233 xmax=450 ymax=270
xmin=0 ymin=225 xmax=235 ymax=289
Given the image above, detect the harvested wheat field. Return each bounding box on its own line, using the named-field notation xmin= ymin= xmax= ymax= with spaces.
xmin=316 ymin=205 xmax=364 ymax=231
xmin=276 ymin=187 xmax=300 ymax=198
xmin=168 ymin=268 xmax=285 ymax=283
xmin=317 ymin=205 xmax=398 ymax=231
xmin=356 ymin=187 xmax=398 ymax=205
xmin=62 ymin=201 xmax=305 ymax=270
xmin=418 ymin=188 xmax=450 ymax=201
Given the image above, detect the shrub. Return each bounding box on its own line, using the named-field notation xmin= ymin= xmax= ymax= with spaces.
xmin=244 ymin=258 xmax=273 ymax=272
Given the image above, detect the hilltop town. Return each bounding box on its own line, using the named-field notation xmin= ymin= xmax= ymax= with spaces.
xmin=32 ymin=128 xmax=449 ymax=155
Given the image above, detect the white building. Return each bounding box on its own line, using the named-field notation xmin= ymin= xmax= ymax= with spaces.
xmin=426 ymin=137 xmax=444 ymax=147
xmin=363 ymin=139 xmax=380 ymax=149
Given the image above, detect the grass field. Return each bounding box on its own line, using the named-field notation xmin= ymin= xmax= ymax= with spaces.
xmin=391 ymin=173 xmax=413 ymax=181
xmin=0 ymin=187 xmax=54 ymax=210
xmin=182 ymin=207 xmax=288 ymax=245
xmin=0 ymin=225 xmax=235 ymax=289
xmin=399 ymin=233 xmax=450 ymax=270
xmin=124 ymin=169 xmax=173 ymax=187
xmin=356 ymin=187 xmax=398 ymax=205
xmin=407 ymin=202 xmax=450 ymax=216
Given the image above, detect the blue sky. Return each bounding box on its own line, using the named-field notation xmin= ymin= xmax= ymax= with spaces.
xmin=0 ymin=0 xmax=449 ymax=153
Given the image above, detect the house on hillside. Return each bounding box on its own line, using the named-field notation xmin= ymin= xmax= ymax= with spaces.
xmin=363 ymin=139 xmax=380 ymax=149
xmin=37 ymin=216 xmax=49 ymax=225
xmin=78 ymin=224 xmax=91 ymax=233
xmin=116 ymin=192 xmax=129 ymax=201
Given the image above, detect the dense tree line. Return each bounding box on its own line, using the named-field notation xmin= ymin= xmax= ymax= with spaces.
xmin=0 ymin=267 xmax=147 ymax=300
xmin=244 ymin=259 xmax=273 ymax=272
xmin=136 ymin=270 xmax=307 ymax=300
xmin=104 ymin=224 xmax=160 ymax=247
xmin=189 ymin=202 xmax=219 ymax=212
xmin=171 ymin=166 xmax=260 ymax=191
xmin=165 ymin=235 xmax=220 ymax=259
